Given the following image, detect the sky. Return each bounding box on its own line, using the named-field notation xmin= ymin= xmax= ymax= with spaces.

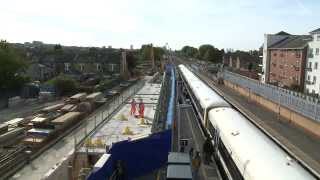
xmin=0 ymin=0 xmax=319 ymax=50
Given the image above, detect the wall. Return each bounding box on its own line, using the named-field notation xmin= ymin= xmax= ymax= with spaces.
xmin=224 ymin=80 xmax=320 ymax=138
xmin=41 ymin=150 xmax=74 ymax=180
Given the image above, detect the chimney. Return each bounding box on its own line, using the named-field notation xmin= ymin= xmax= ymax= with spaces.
xmin=236 ymin=57 xmax=240 ymax=69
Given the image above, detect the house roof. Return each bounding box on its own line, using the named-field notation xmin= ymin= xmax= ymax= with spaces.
xmin=310 ymin=28 xmax=320 ymax=34
xmin=275 ymin=31 xmax=291 ymax=35
xmin=268 ymin=35 xmax=311 ymax=49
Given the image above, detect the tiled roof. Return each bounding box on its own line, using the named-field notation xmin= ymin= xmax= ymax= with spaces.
xmin=310 ymin=28 xmax=320 ymax=34
xmin=269 ymin=35 xmax=311 ymax=49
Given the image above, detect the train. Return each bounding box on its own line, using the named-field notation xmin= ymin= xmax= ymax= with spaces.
xmin=177 ymin=64 xmax=315 ymax=180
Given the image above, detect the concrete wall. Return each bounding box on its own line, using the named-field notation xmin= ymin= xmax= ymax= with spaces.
xmin=224 ymin=80 xmax=320 ymax=138
xmin=42 ymin=150 xmax=74 ymax=180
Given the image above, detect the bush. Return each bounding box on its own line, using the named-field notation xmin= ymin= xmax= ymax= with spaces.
xmin=50 ymin=75 xmax=78 ymax=96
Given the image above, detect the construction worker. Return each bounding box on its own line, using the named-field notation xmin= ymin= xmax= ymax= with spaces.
xmin=192 ymin=151 xmax=201 ymax=179
xmin=138 ymin=99 xmax=145 ymax=119
xmin=130 ymin=99 xmax=136 ymax=116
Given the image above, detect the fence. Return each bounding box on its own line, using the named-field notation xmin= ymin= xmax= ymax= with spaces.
xmin=222 ymin=70 xmax=320 ymax=122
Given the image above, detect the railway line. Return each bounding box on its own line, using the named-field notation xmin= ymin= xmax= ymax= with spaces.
xmin=0 ymin=81 xmax=140 ymax=180
xmin=188 ymin=65 xmax=320 ymax=179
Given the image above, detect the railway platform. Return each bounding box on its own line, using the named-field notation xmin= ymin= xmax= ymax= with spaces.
xmin=175 ymin=79 xmax=221 ymax=180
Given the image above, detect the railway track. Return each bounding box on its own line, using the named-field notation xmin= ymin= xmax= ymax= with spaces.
xmin=191 ymin=67 xmax=320 ymax=179
xmin=0 ymin=146 xmax=28 ymax=178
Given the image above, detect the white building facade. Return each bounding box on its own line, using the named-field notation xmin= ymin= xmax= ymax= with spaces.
xmin=305 ymin=28 xmax=320 ymax=95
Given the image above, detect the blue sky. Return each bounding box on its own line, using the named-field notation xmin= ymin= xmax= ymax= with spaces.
xmin=0 ymin=0 xmax=319 ymax=50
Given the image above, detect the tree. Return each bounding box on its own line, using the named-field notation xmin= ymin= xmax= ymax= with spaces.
xmin=140 ymin=44 xmax=165 ymax=62
xmin=0 ymin=40 xmax=29 ymax=107
xmin=50 ymin=75 xmax=78 ymax=96
xmin=126 ymin=52 xmax=137 ymax=75
xmin=54 ymin=44 xmax=62 ymax=51
xmin=248 ymin=62 xmax=253 ymax=72
xmin=198 ymin=44 xmax=223 ymax=63
xmin=140 ymin=44 xmax=152 ymax=61
xmin=181 ymin=46 xmax=198 ymax=58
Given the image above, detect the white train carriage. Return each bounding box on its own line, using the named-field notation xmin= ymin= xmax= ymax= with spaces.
xmin=178 ymin=64 xmax=229 ymax=125
xmin=208 ymin=107 xmax=315 ymax=180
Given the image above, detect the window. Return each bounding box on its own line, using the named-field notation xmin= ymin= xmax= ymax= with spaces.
xmin=308 ymin=75 xmax=310 ymax=81
xmin=64 ymin=63 xmax=70 ymax=72
xmin=313 ymin=76 xmax=317 ymax=83
xmin=96 ymin=63 xmax=101 ymax=71
xmin=312 ymin=90 xmax=316 ymax=94
xmin=316 ymin=48 xmax=319 ymax=55
xmin=306 ymin=88 xmax=309 ymax=93
xmin=80 ymin=64 xmax=84 ymax=71
xmin=295 ymin=51 xmax=301 ymax=58
xmin=273 ymin=53 xmax=277 ymax=57
xmin=317 ymin=35 xmax=320 ymax=41
xmin=309 ymin=48 xmax=314 ymax=57
xmin=309 ymin=62 xmax=312 ymax=68
xmin=315 ymin=62 xmax=318 ymax=70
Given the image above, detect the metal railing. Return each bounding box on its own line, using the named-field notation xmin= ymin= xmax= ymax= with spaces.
xmin=222 ymin=70 xmax=320 ymax=122
xmin=152 ymin=72 xmax=170 ymax=133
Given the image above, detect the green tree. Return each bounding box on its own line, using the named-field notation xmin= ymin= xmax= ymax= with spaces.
xmin=50 ymin=75 xmax=78 ymax=96
xmin=199 ymin=44 xmax=223 ymax=63
xmin=181 ymin=46 xmax=198 ymax=58
xmin=54 ymin=44 xmax=62 ymax=51
xmin=140 ymin=44 xmax=152 ymax=61
xmin=140 ymin=44 xmax=165 ymax=61
xmin=0 ymin=40 xmax=29 ymax=107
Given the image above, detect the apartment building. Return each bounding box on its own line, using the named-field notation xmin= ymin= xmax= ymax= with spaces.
xmin=261 ymin=32 xmax=311 ymax=91
xmin=305 ymin=28 xmax=320 ymax=95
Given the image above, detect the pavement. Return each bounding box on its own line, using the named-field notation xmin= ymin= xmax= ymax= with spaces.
xmin=179 ymin=105 xmax=220 ymax=180
xmin=78 ymin=82 xmax=161 ymax=153
xmin=196 ymin=70 xmax=320 ymax=176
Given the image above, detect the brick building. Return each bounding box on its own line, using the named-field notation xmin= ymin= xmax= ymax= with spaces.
xmin=267 ymin=35 xmax=310 ymax=91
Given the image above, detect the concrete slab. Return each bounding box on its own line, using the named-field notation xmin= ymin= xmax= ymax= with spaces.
xmin=79 ymin=82 xmax=161 ymax=152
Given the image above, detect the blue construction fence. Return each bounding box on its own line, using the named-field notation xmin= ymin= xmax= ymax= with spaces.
xmin=87 ymin=130 xmax=172 ymax=180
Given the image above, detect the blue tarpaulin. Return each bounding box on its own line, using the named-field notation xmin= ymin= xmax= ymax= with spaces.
xmin=87 ymin=130 xmax=172 ymax=180
xmin=165 ymin=64 xmax=176 ymax=129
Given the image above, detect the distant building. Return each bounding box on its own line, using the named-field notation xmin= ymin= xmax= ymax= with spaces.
xmin=26 ymin=63 xmax=55 ymax=81
xmin=261 ymin=31 xmax=291 ymax=83
xmin=223 ymin=51 xmax=260 ymax=79
xmin=263 ymin=32 xmax=310 ymax=91
xmin=305 ymin=28 xmax=320 ymax=95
